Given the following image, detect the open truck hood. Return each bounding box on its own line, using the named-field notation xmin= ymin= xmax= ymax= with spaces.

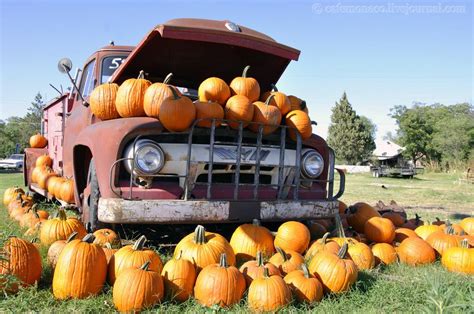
xmin=110 ymin=18 xmax=300 ymax=90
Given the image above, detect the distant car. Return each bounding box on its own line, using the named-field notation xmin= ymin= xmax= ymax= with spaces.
xmin=0 ymin=154 xmax=24 ymax=170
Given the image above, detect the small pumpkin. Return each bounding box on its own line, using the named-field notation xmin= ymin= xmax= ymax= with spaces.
xmin=426 ymin=226 xmax=461 ymax=256
xmin=305 ymin=232 xmax=341 ymax=260
xmin=89 ymin=82 xmax=120 ymax=120
xmin=274 ymin=221 xmax=310 ymax=254
xmin=382 ymin=211 xmax=405 ymax=227
xmin=364 ymin=217 xmax=396 ymax=243
xmin=39 ymin=208 xmax=87 ymax=245
xmin=239 ymin=251 xmax=281 ymax=286
xmin=460 ymin=217 xmax=474 ymax=236
xmin=414 ymin=223 xmax=441 ymax=241
xmin=3 ymin=186 xmax=24 ymax=207
xmin=371 ymin=243 xmax=397 ymax=265
xmin=394 ymin=227 xmax=419 ymax=243
xmin=159 ymin=86 xmax=196 ymax=132
xmin=108 ymin=235 xmax=163 ymax=284
xmin=58 ymin=178 xmax=75 ymax=203
xmin=47 ymin=232 xmax=78 ymax=268
xmin=230 ymin=65 xmax=260 ymax=102
xmin=432 ymin=217 xmax=445 ymax=226
xmin=284 ymin=264 xmax=323 ymax=304
xmin=229 ymin=219 xmax=274 ymax=263
xmin=144 ymin=73 xmax=181 ymax=118
xmin=224 ymin=95 xmax=254 ymax=129
xmin=29 ymin=133 xmax=47 ymax=148
xmin=248 ymin=267 xmax=292 ymax=312
xmin=93 ymin=228 xmax=120 ymax=247
xmin=9 ymin=199 xmax=32 ymax=221
xmin=402 ymin=213 xmax=424 ymax=230
xmin=307 ymin=220 xmax=328 ymax=241
xmin=198 ymin=77 xmax=231 ymax=105
xmin=268 ymin=247 xmax=304 ymax=275
xmin=285 ymin=110 xmax=312 ymax=141
xmin=113 ymin=261 xmax=164 ymax=312
xmin=173 ymin=225 xmax=235 ymax=272
xmin=347 ymin=239 xmax=375 ymax=270
xmin=346 ymin=202 xmax=381 ymax=233
xmin=397 ymin=237 xmax=436 ymax=266
xmin=161 ymin=251 xmax=196 ymax=302
xmin=249 ymin=94 xmax=282 ymax=135
xmin=115 ymin=70 xmax=151 ymax=117
xmin=194 ymin=253 xmax=245 ymax=308
xmin=441 ymin=239 xmax=474 ymax=274
xmin=261 ymin=84 xmax=290 ymax=115
xmin=194 ymin=100 xmax=224 ymax=128
xmin=288 ymin=95 xmax=309 ymax=114
xmin=19 ymin=204 xmax=46 ymax=228
xmin=35 ymin=154 xmax=53 ymax=168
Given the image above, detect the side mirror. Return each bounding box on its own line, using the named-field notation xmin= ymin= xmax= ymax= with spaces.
xmin=58 ymin=58 xmax=73 ymax=73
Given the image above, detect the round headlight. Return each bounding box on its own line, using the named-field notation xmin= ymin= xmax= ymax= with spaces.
xmin=123 ymin=139 xmax=165 ymax=175
xmin=301 ymin=150 xmax=324 ymax=178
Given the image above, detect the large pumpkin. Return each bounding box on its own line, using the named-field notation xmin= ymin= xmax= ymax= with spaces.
xmin=229 ymin=65 xmax=260 ymax=102
xmin=47 ymin=176 xmax=65 ymax=198
xmin=440 ymin=220 xmax=465 ymax=236
xmin=115 ymin=70 xmax=151 ymax=117
xmin=35 ymin=154 xmax=53 ymax=168
xmin=268 ymin=247 xmax=304 ymax=275
xmin=47 ymin=232 xmax=78 ymax=268
xmin=229 ymin=219 xmax=274 ymax=263
xmin=161 ymin=251 xmax=196 ymax=302
xmin=58 ymin=178 xmax=75 ymax=203
xmin=37 ymin=167 xmax=57 ymax=190
xmin=394 ymin=227 xmax=419 ymax=243
xmin=29 ymin=133 xmax=47 ymax=148
xmin=261 ymin=84 xmax=291 ymax=115
xmin=194 ymin=253 xmax=246 ymax=308
xmin=0 ymin=236 xmax=42 ymax=293
xmin=249 ymin=95 xmax=282 ymax=135
xmin=414 ymin=223 xmax=441 ymax=241
xmin=89 ymin=82 xmax=120 ymax=120
xmin=174 ymin=225 xmax=235 ymax=272
xmin=426 ymin=227 xmax=461 ymax=256
xmin=31 ymin=165 xmax=47 ymax=184
xmin=113 ymin=261 xmax=164 ymax=312
xmin=239 ymin=251 xmax=281 ymax=286
xmin=284 ymin=264 xmax=323 ymax=304
xmin=39 ymin=208 xmax=87 ymax=245
xmin=3 ymin=186 xmax=24 ymax=207
xmin=371 ymin=243 xmax=397 ymax=265
xmin=143 ymin=73 xmax=181 ymax=118
xmin=347 ymin=239 xmax=375 ymax=270
xmin=248 ymin=267 xmax=291 ymax=312
xmin=274 ymin=221 xmax=310 ymax=254
xmin=285 ymin=110 xmax=312 ymax=141
xmin=194 ymin=100 xmax=224 ymax=128
xmin=460 ymin=217 xmax=474 ymax=236
xmin=224 ymin=95 xmax=254 ymax=129
xmin=159 ymin=86 xmax=196 ymax=132
xmin=346 ymin=202 xmax=381 ymax=233
xmin=53 ymin=234 xmax=107 ymax=299
xmin=397 ymin=237 xmax=436 ymax=266
xmin=441 ymin=239 xmax=474 ymax=274
xmin=305 ymin=232 xmax=341 ymax=260
xmin=108 ymin=235 xmax=163 ymax=284
xmin=364 ymin=217 xmax=396 ymax=243
xmin=288 ymin=95 xmax=309 ymax=114
xmin=198 ymin=77 xmax=231 ymax=106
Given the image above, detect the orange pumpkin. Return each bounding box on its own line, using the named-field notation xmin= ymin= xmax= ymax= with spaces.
xmin=102 ymin=243 xmax=118 ymax=265
xmin=402 ymin=213 xmax=424 ymax=230
xmin=460 ymin=217 xmax=474 ymax=236
xmin=371 ymin=243 xmax=397 ymax=265
xmin=441 ymin=239 xmax=474 ymax=274
xmin=397 ymin=237 xmax=436 ymax=266
xmin=89 ymin=83 xmax=120 ymax=120
xmin=144 ymin=73 xmax=181 ymax=118
xmin=161 ymin=251 xmax=196 ymax=302
xmin=414 ymin=223 xmax=441 ymax=241
xmin=305 ymin=232 xmax=341 ymax=260
xmin=47 ymin=176 xmax=65 ymax=198
xmin=288 ymin=95 xmax=309 ymax=114
xmin=229 ymin=65 xmax=260 ymax=102
xmin=274 ymin=221 xmax=310 ymax=254
xmin=39 ymin=208 xmax=87 ymax=245
xmin=284 ymin=264 xmax=323 ymax=304
xmin=3 ymin=186 xmax=24 ymax=207
xmin=268 ymin=247 xmax=304 ymax=275
xmin=37 ymin=167 xmax=57 ymax=190
xmin=248 ymin=267 xmax=291 ymax=312
xmin=93 ymin=228 xmax=120 ymax=247
xmin=307 ymin=220 xmax=328 ymax=240
xmin=47 ymin=232 xmax=78 ymax=268
xmin=198 ymin=77 xmax=231 ymax=105
xmin=239 ymin=251 xmax=281 ymax=286
xmin=224 ymin=95 xmax=254 ymax=129
xmin=364 ymin=217 xmax=396 ymax=243
xmin=261 ymin=84 xmax=291 ymax=115
xmin=347 ymin=239 xmax=375 ymax=270
xmin=159 ymin=86 xmax=196 ymax=132
xmin=194 ymin=100 xmax=224 ymax=128
xmin=229 ymin=219 xmax=274 ymax=263
xmin=58 ymin=178 xmax=75 ymax=203
xmin=31 ymin=165 xmax=47 ymax=184
xmin=249 ymin=94 xmax=282 ymax=135
xmin=19 ymin=204 xmax=46 ymax=228
xmin=394 ymin=227 xmax=419 ymax=243
xmin=440 ymin=220 xmax=465 ymax=236
xmin=115 ymin=70 xmax=151 ymax=117
xmin=285 ymin=110 xmax=312 ymax=141
xmin=426 ymin=227 xmax=461 ymax=256
xmin=35 ymin=154 xmax=53 ymax=167
xmin=29 ymin=133 xmax=47 ymax=148
xmin=382 ymin=211 xmax=405 ymax=227
xmin=346 ymin=202 xmax=381 ymax=233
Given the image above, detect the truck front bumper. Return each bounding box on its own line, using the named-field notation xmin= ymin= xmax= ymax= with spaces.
xmin=98 ymin=198 xmax=338 ymax=224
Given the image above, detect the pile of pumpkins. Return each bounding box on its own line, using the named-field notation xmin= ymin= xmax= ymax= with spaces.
xmin=89 ymin=66 xmax=313 ymax=140
xmin=1 ymin=192 xmax=474 ymax=312
xmin=29 ymin=153 xmax=75 ymax=204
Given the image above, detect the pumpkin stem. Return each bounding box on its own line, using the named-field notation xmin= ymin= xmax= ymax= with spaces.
xmin=435 ymin=217 xmax=441 ymax=222
xmin=138 ymin=70 xmax=145 ymax=79
xmin=133 ymin=235 xmax=147 ymax=250
xmin=445 ymin=226 xmax=454 ymax=235
xmin=193 ymin=225 xmax=207 ymax=245
xmin=320 ymin=232 xmax=331 ymax=244
xmin=104 ymin=242 xmax=112 ymax=249
xmin=82 ymin=233 xmax=95 ymax=243
xmin=460 ymin=239 xmax=469 ymax=248
xmin=57 ymin=208 xmax=67 ymax=221
xmin=270 ymin=83 xmax=278 ymax=92
xmin=66 ymin=231 xmax=78 ymax=243
xmin=31 ymin=237 xmax=39 ymax=243
xmin=346 ymin=205 xmax=357 ymax=214
xmin=415 ymin=213 xmax=421 ymax=224
xmin=163 ymin=72 xmax=173 ymax=84
xmin=256 ymin=251 xmax=264 ymax=267
xmin=301 ymin=264 xmax=311 ymax=278
xmin=167 ymin=85 xmax=181 ymax=100
xmin=219 ymin=253 xmax=228 ymax=268
xmin=242 ymin=65 xmax=250 ymax=78
xmin=300 ymin=100 xmax=307 ymax=110
xmin=337 ymin=243 xmax=349 ymax=258
xmin=263 ymin=267 xmax=270 ymax=278
xmin=252 ymin=219 xmax=261 ymax=227
xmin=140 ymin=260 xmax=151 ymax=271
xmin=264 ymin=94 xmax=276 ymax=106
xmin=275 ymin=247 xmax=288 ymax=262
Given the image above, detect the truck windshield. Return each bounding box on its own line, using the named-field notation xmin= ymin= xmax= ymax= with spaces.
xmin=10 ymin=155 xmax=23 ymax=160
xmin=101 ymin=56 xmax=127 ymax=83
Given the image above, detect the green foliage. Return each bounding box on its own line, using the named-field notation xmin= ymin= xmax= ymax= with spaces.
xmin=328 ymin=92 xmax=376 ymax=164
xmin=0 ymin=93 xmax=43 ymax=158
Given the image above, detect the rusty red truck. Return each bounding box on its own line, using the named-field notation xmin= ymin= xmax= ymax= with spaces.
xmin=23 ymin=18 xmax=345 ymax=231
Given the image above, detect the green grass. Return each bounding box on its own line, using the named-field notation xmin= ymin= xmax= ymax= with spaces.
xmin=1 ymin=172 xmax=473 ymax=312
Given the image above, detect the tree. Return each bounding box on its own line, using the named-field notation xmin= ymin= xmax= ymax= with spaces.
xmin=327 ymin=92 xmax=376 ymax=164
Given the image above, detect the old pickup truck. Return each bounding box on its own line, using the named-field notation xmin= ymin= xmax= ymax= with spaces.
xmin=24 ymin=18 xmax=345 ymax=231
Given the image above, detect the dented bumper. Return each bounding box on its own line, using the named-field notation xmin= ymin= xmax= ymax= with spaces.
xmin=98 ymin=198 xmax=338 ymax=224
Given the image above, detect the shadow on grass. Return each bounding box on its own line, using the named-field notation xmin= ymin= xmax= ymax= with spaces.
xmin=353 ymin=270 xmax=377 ymax=293
xmin=449 ymin=213 xmax=471 ymax=220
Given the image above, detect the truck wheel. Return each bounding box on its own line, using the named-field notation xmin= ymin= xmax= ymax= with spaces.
xmin=82 ymin=160 xmax=102 ymax=231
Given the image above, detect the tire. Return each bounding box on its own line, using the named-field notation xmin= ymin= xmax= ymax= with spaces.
xmin=82 ymin=159 xmax=102 ymax=231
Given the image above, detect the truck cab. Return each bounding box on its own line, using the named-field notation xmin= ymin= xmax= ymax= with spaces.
xmin=24 ymin=18 xmax=345 ymax=231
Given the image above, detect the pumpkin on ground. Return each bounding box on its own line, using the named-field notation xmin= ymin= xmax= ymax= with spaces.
xmin=397 ymin=237 xmax=436 ymax=266
xmin=89 ymin=83 xmax=120 ymax=120
xmin=347 ymin=239 xmax=375 ymax=270
xmin=0 ymin=236 xmax=42 ymax=293
xmin=403 ymin=214 xmax=424 ymax=230
xmin=39 ymin=208 xmax=86 ymax=245
xmin=229 ymin=219 xmax=274 ymax=263
xmin=382 ymin=211 xmax=405 ymax=227
xmin=115 ymin=70 xmax=151 ymax=117
xmin=194 ymin=253 xmax=245 ymax=308
xmin=230 ymin=65 xmax=260 ymax=102
xmin=440 ymin=220 xmax=465 ymax=236
xmin=143 ymin=73 xmax=180 ymax=118
xmin=173 ymin=225 xmax=235 ymax=272
xmin=239 ymin=251 xmax=281 ymax=286
xmin=8 ymin=193 xmax=32 ymax=216
xmin=345 ymin=202 xmax=381 ymax=233
xmin=248 ymin=267 xmax=292 ymax=312
xmin=460 ymin=217 xmax=474 ymax=236
xmin=308 ymin=243 xmax=358 ymax=294
xmin=394 ymin=227 xmax=419 ymax=243
xmin=161 ymin=251 xmax=196 ymax=302
xmin=274 ymin=221 xmax=310 ymax=254
xmin=371 ymin=243 xmax=398 ymax=265
xmin=284 ymin=264 xmax=323 ymax=304
xmin=364 ymin=217 xmax=396 ymax=243
xmin=268 ymin=247 xmax=304 ymax=275
xmin=10 ymin=199 xmax=33 ymax=221
xmin=19 ymin=205 xmax=46 ymax=228
xmin=29 ymin=133 xmax=47 ymax=148
xmin=113 ymin=261 xmax=164 ymax=312
xmin=108 ymin=235 xmax=163 ymax=284
xmin=426 ymin=227 xmax=461 ymax=256
xmin=198 ymin=77 xmax=231 ymax=106
xmin=35 ymin=154 xmax=53 ymax=168
xmin=159 ymin=86 xmax=196 ymax=132
xmin=58 ymin=178 xmax=75 ymax=203
xmin=249 ymin=94 xmax=282 ymax=135
xmin=3 ymin=186 xmax=24 ymax=207
xmin=288 ymin=95 xmax=309 ymax=114
xmin=93 ymin=228 xmax=120 ymax=247
xmin=415 ymin=223 xmax=441 ymax=241
xmin=194 ymin=100 xmax=224 ymax=128
xmin=307 ymin=220 xmax=328 ymax=240
xmin=441 ymin=239 xmax=474 ymax=275
xmin=53 ymin=234 xmax=107 ymax=299
xmin=102 ymin=243 xmax=118 ymax=265
xmin=47 ymin=232 xmax=78 ymax=268
xmin=224 ymin=95 xmax=254 ymax=129
xmin=305 ymin=232 xmax=341 ymax=260
xmin=432 ymin=217 xmax=446 ymax=226
xmin=285 ymin=110 xmax=312 ymax=141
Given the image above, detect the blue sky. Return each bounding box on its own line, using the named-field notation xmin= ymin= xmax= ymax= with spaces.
xmin=0 ymin=0 xmax=472 ymax=139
